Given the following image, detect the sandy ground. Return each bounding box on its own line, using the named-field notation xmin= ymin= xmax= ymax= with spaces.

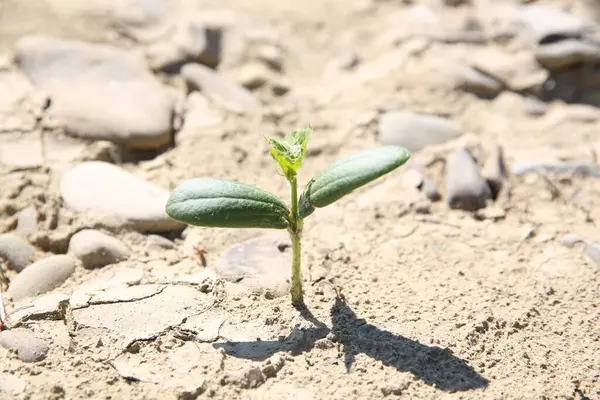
xmin=0 ymin=0 xmax=599 ymax=399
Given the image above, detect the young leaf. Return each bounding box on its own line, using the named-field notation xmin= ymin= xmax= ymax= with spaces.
xmin=298 ymin=146 xmax=410 ymax=218
xmin=265 ymin=125 xmax=312 ymax=179
xmin=166 ymin=178 xmax=290 ymax=229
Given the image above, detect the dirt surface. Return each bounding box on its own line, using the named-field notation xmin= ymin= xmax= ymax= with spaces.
xmin=1 ymin=0 xmax=600 ymax=399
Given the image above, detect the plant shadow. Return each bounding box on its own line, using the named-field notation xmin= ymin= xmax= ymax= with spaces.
xmin=213 ymin=296 xmax=489 ymax=392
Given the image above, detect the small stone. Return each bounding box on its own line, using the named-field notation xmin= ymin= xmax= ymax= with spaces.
xmin=523 ymin=96 xmax=548 ymax=116
xmin=0 ymin=328 xmax=49 ymax=362
xmin=146 ymin=18 xmax=222 ymax=72
xmin=517 ymin=5 xmax=586 ymax=43
xmin=0 ymin=233 xmax=35 ymax=272
xmin=453 ymin=65 xmax=504 ymax=97
xmin=7 ymin=255 xmax=76 ymax=301
xmin=217 ymin=234 xmax=291 ymax=297
xmin=469 ymin=50 xmax=547 ymax=92
xmin=535 ymin=40 xmax=600 ymax=71
xmin=69 ymin=229 xmax=131 ymax=268
xmin=511 ymin=160 xmax=600 ymax=178
xmin=147 ymin=234 xmax=175 ymax=249
xmin=256 ymin=44 xmax=284 ymax=71
xmin=404 ymin=165 xmax=441 ymax=201
xmin=237 ymin=63 xmax=270 ymax=90
xmin=60 ymin=161 xmax=183 ymax=232
xmin=14 ymin=206 xmax=38 ymax=237
xmin=378 ymin=111 xmax=462 ymax=152
xmin=181 ymin=63 xmax=262 ymax=114
xmin=561 ymin=233 xmax=585 ymax=248
xmin=445 ymin=148 xmax=492 ymax=211
xmin=15 ymin=35 xmax=176 ymax=150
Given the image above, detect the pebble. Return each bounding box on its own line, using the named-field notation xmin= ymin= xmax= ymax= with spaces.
xmin=535 ymin=40 xmax=600 ymax=71
xmin=378 ymin=111 xmax=462 ymax=152
xmin=0 ymin=328 xmax=49 ymax=362
xmin=561 ymin=233 xmax=585 ymax=248
xmin=7 ymin=255 xmax=76 ymax=301
xmin=404 ymin=166 xmax=441 ymax=202
xmin=0 ymin=233 xmax=35 ymax=272
xmin=445 ymin=148 xmax=492 ymax=211
xmin=511 ymin=160 xmax=600 ymax=177
xmin=60 ymin=161 xmax=183 ymax=232
xmin=453 ymin=65 xmax=504 ymax=97
xmin=15 ymin=35 xmax=176 ymax=150
xmin=181 ymin=63 xmax=262 ymax=114
xmin=68 ymin=229 xmax=131 ymax=269
xmin=217 ymin=234 xmax=291 ymax=297
xmin=523 ymin=96 xmax=548 ymax=116
xmin=256 ymin=44 xmax=284 ymax=71
xmin=517 ymin=5 xmax=586 ymax=43
xmin=237 ymin=63 xmax=271 ymax=90
xmin=147 ymin=234 xmax=176 ymax=249
xmin=145 ymin=19 xmax=222 ymax=72
xmin=14 ymin=206 xmax=38 ymax=237
xmin=469 ymin=50 xmax=547 ymax=92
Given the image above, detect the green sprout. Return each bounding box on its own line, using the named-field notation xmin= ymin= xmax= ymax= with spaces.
xmin=165 ymin=125 xmax=410 ymax=307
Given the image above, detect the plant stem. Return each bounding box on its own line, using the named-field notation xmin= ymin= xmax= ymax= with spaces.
xmin=289 ymin=175 xmax=304 ymax=306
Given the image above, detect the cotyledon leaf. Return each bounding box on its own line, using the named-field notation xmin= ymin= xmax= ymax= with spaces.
xmin=166 ymin=178 xmax=290 ymax=229
xmin=299 ymin=146 xmax=410 ymax=218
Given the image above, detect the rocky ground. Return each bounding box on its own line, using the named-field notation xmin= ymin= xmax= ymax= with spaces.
xmin=0 ymin=0 xmax=600 ymax=399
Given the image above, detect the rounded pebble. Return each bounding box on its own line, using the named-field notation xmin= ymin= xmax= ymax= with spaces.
xmin=69 ymin=229 xmax=131 ymax=268
xmin=0 ymin=328 xmax=49 ymax=362
xmin=0 ymin=233 xmax=35 ymax=272
xmin=7 ymin=255 xmax=76 ymax=301
xmin=445 ymin=148 xmax=492 ymax=211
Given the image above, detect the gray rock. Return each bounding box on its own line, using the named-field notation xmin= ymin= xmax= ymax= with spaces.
xmin=0 ymin=329 xmax=49 ymax=362
xmin=237 ymin=63 xmax=271 ymax=90
xmin=523 ymin=96 xmax=548 ymax=116
xmin=420 ymin=179 xmax=442 ymax=202
xmin=69 ymin=229 xmax=131 ymax=268
xmin=14 ymin=206 xmax=38 ymax=238
xmin=60 ymin=161 xmax=183 ymax=232
xmin=517 ymin=5 xmax=586 ymax=43
xmin=561 ymin=233 xmax=585 ymax=248
xmin=256 ymin=44 xmax=284 ymax=72
xmin=0 ymin=233 xmax=35 ymax=272
xmin=146 ymin=18 xmax=222 ymax=72
xmin=147 ymin=234 xmax=175 ymax=249
xmin=511 ymin=160 xmax=600 ymax=177
xmin=15 ymin=35 xmax=176 ymax=150
xmin=8 ymin=255 xmax=76 ymax=301
xmin=378 ymin=111 xmax=462 ymax=152
xmin=535 ymin=40 xmax=600 ymax=71
xmin=445 ymin=148 xmax=492 ymax=211
xmin=470 ymin=50 xmax=547 ymax=92
xmin=217 ymin=234 xmax=291 ymax=297
xmin=404 ymin=165 xmax=441 ymax=202
xmin=454 ymin=65 xmax=504 ymax=97
xmin=181 ymin=63 xmax=262 ymax=114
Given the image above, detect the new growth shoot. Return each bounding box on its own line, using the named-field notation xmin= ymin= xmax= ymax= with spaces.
xmin=165 ymin=125 xmax=410 ymax=307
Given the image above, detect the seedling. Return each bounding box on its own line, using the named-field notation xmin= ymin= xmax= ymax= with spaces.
xmin=165 ymin=125 xmax=410 ymax=306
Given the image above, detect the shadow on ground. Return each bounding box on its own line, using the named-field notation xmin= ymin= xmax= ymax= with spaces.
xmin=213 ymin=296 xmax=489 ymax=392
